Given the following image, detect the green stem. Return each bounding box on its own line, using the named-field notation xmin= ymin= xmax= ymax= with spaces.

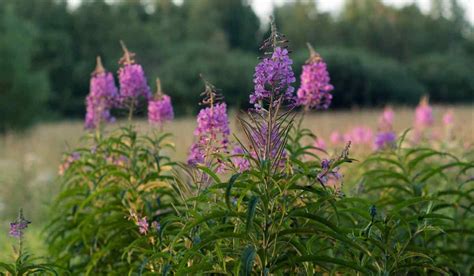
xmin=128 ymin=101 xmax=135 ymax=123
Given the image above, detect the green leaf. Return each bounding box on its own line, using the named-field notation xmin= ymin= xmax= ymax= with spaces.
xmin=240 ymin=245 xmax=256 ymax=276
xmin=246 ymin=196 xmax=259 ymax=232
xmin=225 ymin=173 xmax=241 ymax=209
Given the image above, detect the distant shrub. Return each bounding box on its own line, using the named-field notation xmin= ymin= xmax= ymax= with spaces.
xmin=159 ymin=41 xmax=256 ymax=115
xmin=293 ymin=48 xmax=424 ymax=108
xmin=409 ymin=52 xmax=474 ymax=103
xmin=0 ymin=7 xmax=49 ymax=133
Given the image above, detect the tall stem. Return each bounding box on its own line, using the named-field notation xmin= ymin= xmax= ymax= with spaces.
xmin=128 ymin=101 xmax=135 ymax=123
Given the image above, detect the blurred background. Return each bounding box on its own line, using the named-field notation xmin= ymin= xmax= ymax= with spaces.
xmin=0 ymin=0 xmax=473 ymax=131
xmin=0 ymin=0 xmax=473 ymax=256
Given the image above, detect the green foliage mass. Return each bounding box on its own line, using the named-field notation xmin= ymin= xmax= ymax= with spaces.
xmin=45 ymin=122 xmax=474 ymax=274
xmin=0 ymin=6 xmax=49 ymax=133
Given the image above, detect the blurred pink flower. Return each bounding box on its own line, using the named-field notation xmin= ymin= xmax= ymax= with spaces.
xmin=415 ymin=96 xmax=433 ymax=129
xmin=330 ymin=131 xmax=344 ymax=145
xmin=442 ymin=110 xmax=454 ymax=127
xmin=350 ymin=126 xmax=373 ymax=145
xmin=379 ymin=106 xmax=394 ymax=131
xmin=314 ymin=137 xmax=327 ymax=151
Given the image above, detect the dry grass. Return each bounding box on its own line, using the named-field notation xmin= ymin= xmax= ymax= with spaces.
xmin=0 ymin=105 xmax=472 ymax=258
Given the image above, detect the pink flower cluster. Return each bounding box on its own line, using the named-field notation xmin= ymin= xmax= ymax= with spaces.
xmin=84 ymin=57 xmax=119 ymax=129
xmin=415 ymin=97 xmax=434 ymax=129
xmin=118 ymin=64 xmax=151 ymax=106
xmin=378 ymin=106 xmax=394 ymax=131
xmin=83 ymin=43 xmax=174 ymax=130
xmin=188 ymin=103 xmax=230 ymax=169
xmin=148 ymin=94 xmax=174 ymax=126
xmin=297 ymin=45 xmax=334 ymax=110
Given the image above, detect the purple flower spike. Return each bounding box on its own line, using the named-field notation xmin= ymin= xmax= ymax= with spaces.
xmin=250 ymin=46 xmax=296 ymax=109
xmin=148 ymin=79 xmax=174 ymax=127
xmin=188 ymin=103 xmax=230 ymax=167
xmin=84 ymin=56 xmax=118 ymax=129
xmin=118 ymin=41 xmax=151 ymax=108
xmin=296 ymin=43 xmax=334 ymax=110
xmin=188 ymin=79 xmax=230 ymax=171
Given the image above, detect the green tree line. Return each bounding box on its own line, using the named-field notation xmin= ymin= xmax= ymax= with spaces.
xmin=0 ymin=0 xmax=472 ymax=131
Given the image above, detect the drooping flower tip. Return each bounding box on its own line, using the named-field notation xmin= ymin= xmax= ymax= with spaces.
xmin=374 ymin=131 xmax=397 ymax=150
xmin=296 ymin=43 xmax=334 ymax=110
xmin=250 ymin=46 xmax=296 ymax=109
xmin=415 ymin=96 xmax=433 ymax=128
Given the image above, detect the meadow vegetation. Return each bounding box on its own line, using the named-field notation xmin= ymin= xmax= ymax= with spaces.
xmin=0 ymin=16 xmax=473 ymax=275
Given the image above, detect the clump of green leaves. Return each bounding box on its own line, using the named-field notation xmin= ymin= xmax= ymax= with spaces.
xmin=47 ymin=127 xmax=178 ymax=274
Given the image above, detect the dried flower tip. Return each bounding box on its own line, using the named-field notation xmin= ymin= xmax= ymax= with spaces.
xmin=119 ymin=40 xmax=136 ymax=65
xmin=155 ymin=78 xmax=163 ymax=99
xmin=306 ymin=43 xmax=321 ymax=63
xmin=259 ymin=16 xmax=288 ymax=52
xmin=92 ymin=56 xmax=105 ymax=75
xmin=199 ymin=75 xmax=223 ymax=107
xmin=340 ymin=141 xmax=351 ymax=159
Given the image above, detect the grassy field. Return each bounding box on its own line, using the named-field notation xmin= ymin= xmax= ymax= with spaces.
xmin=0 ymin=105 xmax=472 ymax=259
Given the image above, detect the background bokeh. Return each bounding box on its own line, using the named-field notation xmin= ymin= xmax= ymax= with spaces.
xmin=0 ymin=0 xmax=473 ymax=131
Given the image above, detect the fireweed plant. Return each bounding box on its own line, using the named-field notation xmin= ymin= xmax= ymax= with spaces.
xmin=46 ymin=25 xmax=474 ymax=274
xmin=0 ymin=210 xmax=58 ymax=275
